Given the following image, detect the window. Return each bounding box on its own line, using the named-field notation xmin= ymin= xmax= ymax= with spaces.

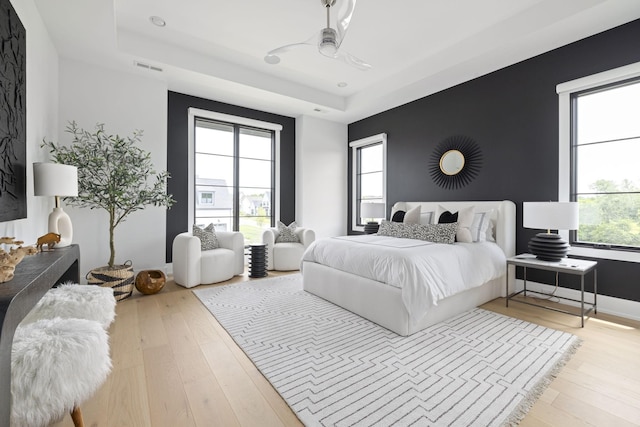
xmin=572 ymin=79 xmax=640 ymax=249
xmin=188 ymin=109 xmax=282 ymax=244
xmin=198 ymin=191 xmax=215 ymax=205
xmin=350 ymin=133 xmax=387 ymax=231
xmin=558 ymin=62 xmax=640 ymax=260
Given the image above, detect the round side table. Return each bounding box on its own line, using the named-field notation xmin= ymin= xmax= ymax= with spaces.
xmin=249 ymin=244 xmax=268 ymax=278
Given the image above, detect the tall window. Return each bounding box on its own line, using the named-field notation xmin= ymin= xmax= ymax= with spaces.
xmin=570 ymin=78 xmax=640 ymax=250
xmin=190 ymin=110 xmax=280 ymax=244
xmin=350 ymin=133 xmax=387 ymax=231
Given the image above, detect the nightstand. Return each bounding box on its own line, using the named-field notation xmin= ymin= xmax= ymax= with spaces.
xmin=506 ymin=254 xmax=597 ymax=327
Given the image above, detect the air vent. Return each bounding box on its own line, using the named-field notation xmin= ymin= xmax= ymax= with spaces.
xmin=134 ymin=61 xmax=163 ymax=73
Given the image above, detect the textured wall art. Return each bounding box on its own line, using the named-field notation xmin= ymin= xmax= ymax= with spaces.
xmin=0 ymin=0 xmax=27 ymax=222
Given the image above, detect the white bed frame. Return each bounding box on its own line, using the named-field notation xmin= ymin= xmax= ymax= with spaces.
xmin=302 ymin=200 xmax=516 ymax=336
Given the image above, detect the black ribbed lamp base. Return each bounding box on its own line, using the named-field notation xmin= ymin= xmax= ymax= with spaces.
xmin=364 ymin=222 xmax=380 ymax=234
xmin=528 ymin=233 xmax=569 ymax=262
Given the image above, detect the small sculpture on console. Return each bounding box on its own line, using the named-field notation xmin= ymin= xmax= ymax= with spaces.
xmin=36 ymin=232 xmax=61 ymax=251
xmin=0 ymin=237 xmax=39 ymax=283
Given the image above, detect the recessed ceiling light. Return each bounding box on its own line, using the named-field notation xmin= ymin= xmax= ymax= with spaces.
xmin=337 ymin=82 xmax=348 ymax=88
xmin=149 ymin=16 xmax=166 ymax=27
xmin=264 ymin=54 xmax=280 ymax=65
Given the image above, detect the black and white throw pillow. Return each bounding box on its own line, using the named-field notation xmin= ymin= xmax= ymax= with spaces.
xmin=192 ymin=223 xmax=219 ymax=250
xmin=378 ymin=220 xmax=457 ymax=244
xmin=276 ymin=221 xmax=300 ymax=243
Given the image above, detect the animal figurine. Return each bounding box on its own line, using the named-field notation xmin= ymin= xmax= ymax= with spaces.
xmin=36 ymin=233 xmax=61 ymax=251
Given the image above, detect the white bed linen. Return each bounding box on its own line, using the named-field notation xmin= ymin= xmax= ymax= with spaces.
xmin=301 ymin=235 xmax=506 ymax=325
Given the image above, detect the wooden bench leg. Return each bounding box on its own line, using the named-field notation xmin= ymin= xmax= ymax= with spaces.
xmin=70 ymin=405 xmax=84 ymax=427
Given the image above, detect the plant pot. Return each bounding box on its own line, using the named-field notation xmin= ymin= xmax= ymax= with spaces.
xmin=86 ymin=261 xmax=134 ymax=301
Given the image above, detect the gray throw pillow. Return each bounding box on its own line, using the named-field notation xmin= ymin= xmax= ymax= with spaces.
xmin=192 ymin=223 xmax=219 ymax=250
xmin=276 ymin=221 xmax=300 ymax=243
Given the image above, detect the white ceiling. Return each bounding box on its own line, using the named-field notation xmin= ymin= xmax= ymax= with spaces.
xmin=35 ymin=0 xmax=640 ymax=124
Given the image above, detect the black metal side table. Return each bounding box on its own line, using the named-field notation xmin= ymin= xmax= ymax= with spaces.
xmin=506 ymin=254 xmax=597 ymax=327
xmin=249 ymin=244 xmax=268 ymax=278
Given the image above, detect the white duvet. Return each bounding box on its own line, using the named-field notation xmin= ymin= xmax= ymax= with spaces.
xmin=301 ymin=235 xmax=506 ymax=323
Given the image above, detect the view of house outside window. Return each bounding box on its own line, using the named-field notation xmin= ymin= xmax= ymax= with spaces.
xmin=572 ymin=78 xmax=640 ymax=249
xmin=194 ymin=119 xmax=274 ymax=244
xmin=357 ymin=142 xmax=384 ymax=224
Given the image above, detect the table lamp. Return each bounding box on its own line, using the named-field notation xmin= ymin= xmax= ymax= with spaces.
xmin=33 ymin=163 xmax=78 ymax=248
xmin=523 ymin=201 xmax=579 ymax=262
xmin=361 ymin=202 xmax=386 ymax=234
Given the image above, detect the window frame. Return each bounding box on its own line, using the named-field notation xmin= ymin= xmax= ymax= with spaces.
xmin=350 ymin=133 xmax=387 ymax=233
xmin=187 ymin=108 xmax=282 ymax=234
xmin=557 ymin=61 xmax=640 ymax=262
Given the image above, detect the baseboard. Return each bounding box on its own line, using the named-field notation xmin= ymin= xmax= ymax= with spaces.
xmin=513 ymin=279 xmax=640 ymax=322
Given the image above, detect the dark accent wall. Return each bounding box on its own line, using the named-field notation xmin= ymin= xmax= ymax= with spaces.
xmin=166 ymin=91 xmax=296 ymax=262
xmin=348 ymin=19 xmax=640 ymax=302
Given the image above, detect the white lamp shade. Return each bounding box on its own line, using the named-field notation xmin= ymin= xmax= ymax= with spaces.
xmin=33 ymin=163 xmax=78 ymax=197
xmin=361 ymin=202 xmax=386 ymax=219
xmin=523 ymin=202 xmax=579 ymax=231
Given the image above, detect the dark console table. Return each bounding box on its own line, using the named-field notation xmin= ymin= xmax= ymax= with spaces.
xmin=0 ymin=244 xmax=80 ymax=425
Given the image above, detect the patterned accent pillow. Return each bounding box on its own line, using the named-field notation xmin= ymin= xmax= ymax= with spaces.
xmin=192 ymin=223 xmax=219 ymax=250
xmin=378 ymin=221 xmax=457 ymax=244
xmin=276 ymin=221 xmax=300 ymax=243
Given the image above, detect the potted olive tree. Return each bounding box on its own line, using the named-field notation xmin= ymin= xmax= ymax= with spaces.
xmin=43 ymin=121 xmax=175 ymax=300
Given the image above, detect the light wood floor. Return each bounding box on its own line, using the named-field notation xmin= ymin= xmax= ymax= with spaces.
xmin=51 ymin=271 xmax=640 ymax=427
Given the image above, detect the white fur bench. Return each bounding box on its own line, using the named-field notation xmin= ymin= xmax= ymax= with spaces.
xmin=11 ymin=284 xmax=116 ymax=426
xmin=20 ymin=283 xmax=116 ymax=329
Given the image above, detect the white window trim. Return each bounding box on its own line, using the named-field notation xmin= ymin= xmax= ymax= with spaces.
xmin=557 ymin=61 xmax=640 ymax=263
xmin=350 ymin=133 xmax=387 ymax=232
xmin=187 ymin=108 xmax=282 ymax=231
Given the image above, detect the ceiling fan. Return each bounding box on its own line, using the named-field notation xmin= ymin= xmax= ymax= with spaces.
xmin=264 ymin=0 xmax=371 ymax=71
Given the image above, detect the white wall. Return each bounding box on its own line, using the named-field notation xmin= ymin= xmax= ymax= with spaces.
xmin=296 ymin=116 xmax=348 ymax=238
xmin=57 ymin=59 xmax=168 ymax=277
xmin=0 ymin=0 xmax=58 ymax=245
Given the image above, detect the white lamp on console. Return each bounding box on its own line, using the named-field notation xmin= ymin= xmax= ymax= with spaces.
xmin=33 ymin=163 xmax=78 ymax=248
xmin=523 ymin=201 xmax=579 ymax=262
xmin=361 ymin=202 xmax=386 ymax=234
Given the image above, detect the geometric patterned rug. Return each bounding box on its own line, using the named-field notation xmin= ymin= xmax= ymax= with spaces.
xmin=193 ymin=274 xmax=581 ymax=427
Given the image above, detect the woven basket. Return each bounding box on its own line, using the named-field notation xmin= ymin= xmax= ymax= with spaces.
xmin=87 ymin=261 xmax=135 ymax=301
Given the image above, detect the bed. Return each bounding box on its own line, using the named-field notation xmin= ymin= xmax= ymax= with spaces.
xmin=301 ymin=200 xmax=516 ymax=336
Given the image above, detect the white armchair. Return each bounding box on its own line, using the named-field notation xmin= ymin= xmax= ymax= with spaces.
xmin=262 ymin=227 xmax=315 ymax=271
xmin=172 ymin=231 xmax=245 ymax=288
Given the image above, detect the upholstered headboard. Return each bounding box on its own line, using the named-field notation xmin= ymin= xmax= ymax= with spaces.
xmin=390 ymin=200 xmax=516 ymax=258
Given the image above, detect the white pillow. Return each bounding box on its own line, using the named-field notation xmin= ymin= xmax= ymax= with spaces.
xmin=403 ymin=205 xmax=421 ymax=224
xmin=436 ymin=205 xmax=475 ymax=243
xmin=419 ymin=211 xmax=434 ymax=225
xmin=469 ymin=210 xmax=495 ymax=242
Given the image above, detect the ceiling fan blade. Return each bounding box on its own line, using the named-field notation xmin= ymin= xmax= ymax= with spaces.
xmin=267 ymin=41 xmax=312 ymax=57
xmin=335 ymin=0 xmax=356 ymax=48
xmin=264 ymin=35 xmax=316 ymax=64
xmin=336 ymin=50 xmax=372 ymax=71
